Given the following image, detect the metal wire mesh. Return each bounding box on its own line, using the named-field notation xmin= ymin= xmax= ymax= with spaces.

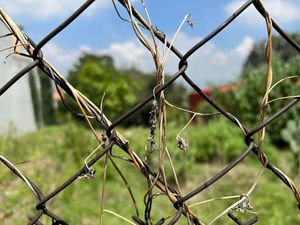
xmin=0 ymin=0 xmax=299 ymax=224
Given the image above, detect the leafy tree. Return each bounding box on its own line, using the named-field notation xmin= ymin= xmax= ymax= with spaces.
xmin=199 ymin=32 xmax=300 ymax=149
xmin=244 ymin=33 xmax=300 ymax=69
xmin=66 ymin=53 xmax=137 ymax=122
xmin=59 ymin=53 xmax=187 ymax=126
xmin=213 ymin=56 xmax=300 ymax=145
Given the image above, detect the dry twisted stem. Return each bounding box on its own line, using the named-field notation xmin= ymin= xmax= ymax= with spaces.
xmin=120 ymin=1 xmax=193 ymax=223
xmin=258 ymin=0 xmax=272 ymax=164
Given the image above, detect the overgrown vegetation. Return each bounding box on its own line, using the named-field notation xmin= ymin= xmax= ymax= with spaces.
xmin=205 ymin=56 xmax=300 ymax=147
xmin=0 ymin=123 xmax=298 ymax=224
xmin=281 ymin=120 xmax=300 ymax=174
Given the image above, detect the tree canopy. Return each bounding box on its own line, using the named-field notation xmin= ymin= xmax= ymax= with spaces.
xmin=67 ymin=53 xmax=137 ymax=121
xmin=62 ymin=53 xmax=187 ymax=126
xmin=212 ymin=56 xmax=300 ymax=145
xmin=244 ymin=33 xmax=300 ymax=69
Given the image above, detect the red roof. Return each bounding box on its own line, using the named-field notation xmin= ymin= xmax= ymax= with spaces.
xmin=188 ymin=83 xmax=236 ymax=111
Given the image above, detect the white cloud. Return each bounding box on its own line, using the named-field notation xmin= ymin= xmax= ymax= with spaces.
xmin=167 ymin=32 xmax=202 ymax=53
xmin=233 ymin=36 xmax=254 ymax=58
xmin=43 ymin=43 xmax=91 ymax=75
xmin=41 ymin=34 xmax=254 ymax=87
xmin=101 ymin=41 xmax=153 ymax=71
xmin=162 ymin=34 xmax=254 ymax=86
xmin=1 ymin=0 xmax=111 ymax=19
xmin=99 ymin=33 xmax=254 ymax=86
xmin=41 ymin=41 xmax=153 ymax=75
xmin=225 ymin=0 xmax=300 ymax=26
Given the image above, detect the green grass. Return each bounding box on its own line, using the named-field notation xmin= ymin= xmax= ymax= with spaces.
xmin=0 ymin=121 xmax=299 ymax=224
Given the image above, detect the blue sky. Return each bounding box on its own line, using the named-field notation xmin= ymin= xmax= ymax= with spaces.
xmin=1 ymin=0 xmax=300 ymax=87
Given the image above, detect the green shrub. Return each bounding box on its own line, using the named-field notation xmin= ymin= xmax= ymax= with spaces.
xmin=281 ymin=120 xmax=300 ymax=174
xmin=186 ymin=118 xmax=278 ymax=164
xmin=212 ymin=57 xmax=300 ymax=145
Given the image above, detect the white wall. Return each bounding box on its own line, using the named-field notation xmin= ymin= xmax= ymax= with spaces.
xmin=0 ymin=23 xmax=36 ymax=134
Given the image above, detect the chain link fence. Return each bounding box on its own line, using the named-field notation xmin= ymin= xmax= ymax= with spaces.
xmin=0 ymin=0 xmax=299 ymax=224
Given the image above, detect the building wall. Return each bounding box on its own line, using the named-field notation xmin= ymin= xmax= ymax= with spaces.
xmin=0 ymin=23 xmax=36 ymax=134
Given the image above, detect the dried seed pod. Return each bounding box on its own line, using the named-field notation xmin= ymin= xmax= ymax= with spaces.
xmin=148 ymin=100 xmax=158 ymax=150
xmin=231 ymin=195 xmax=253 ymax=213
xmin=176 ymin=135 xmax=189 ymax=151
xmin=101 ymin=133 xmax=108 ymax=148
xmin=78 ymin=168 xmax=96 ymax=179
